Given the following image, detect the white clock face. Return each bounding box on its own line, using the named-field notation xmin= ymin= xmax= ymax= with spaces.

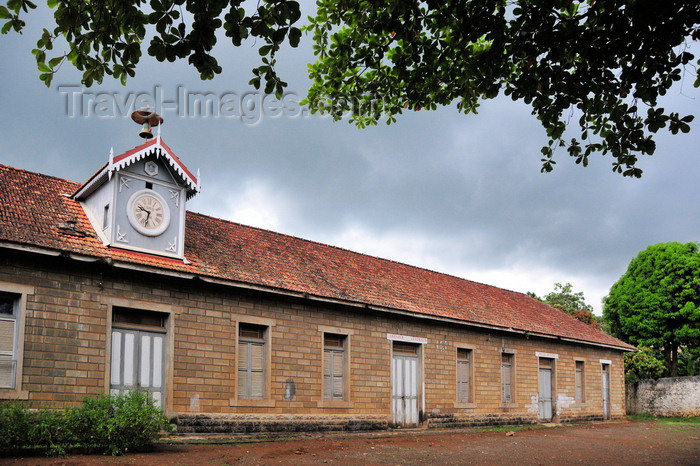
xmin=127 ymin=189 xmax=170 ymax=236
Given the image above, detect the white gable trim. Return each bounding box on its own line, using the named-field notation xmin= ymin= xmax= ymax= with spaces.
xmin=73 ymin=139 xmax=199 ymax=200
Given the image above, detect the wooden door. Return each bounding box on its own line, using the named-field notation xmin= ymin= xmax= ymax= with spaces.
xmin=391 ymin=341 xmax=421 ymax=427
xmin=539 ymin=366 xmax=553 ymax=421
xmin=110 ymin=328 xmax=166 ymax=407
xmin=602 ymin=364 xmax=611 ymax=420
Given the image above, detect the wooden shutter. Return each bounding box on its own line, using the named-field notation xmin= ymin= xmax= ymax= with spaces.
xmin=575 ymin=361 xmax=584 ymax=402
xmin=457 ymin=350 xmax=471 ymax=403
xmin=324 ymin=334 xmax=345 ymax=400
xmin=323 ymin=350 xmax=332 ymax=399
xmin=0 ymin=319 xmax=14 ymax=353
xmin=249 ymin=342 xmax=264 ymax=398
xmin=502 ymin=354 xmax=513 ymax=403
xmin=238 ymin=340 xmax=265 ymax=399
xmin=237 ymin=341 xmax=248 ymax=396
xmin=331 ymin=350 xmax=344 ymax=399
xmin=0 ymin=319 xmax=15 ymax=388
xmin=324 ymin=348 xmax=345 ymax=400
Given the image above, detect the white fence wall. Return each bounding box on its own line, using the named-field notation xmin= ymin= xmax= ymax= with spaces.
xmin=626 ymin=376 xmax=700 ymax=416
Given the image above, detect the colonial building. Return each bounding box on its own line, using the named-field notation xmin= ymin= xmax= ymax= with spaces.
xmin=0 ymin=136 xmax=633 ymax=433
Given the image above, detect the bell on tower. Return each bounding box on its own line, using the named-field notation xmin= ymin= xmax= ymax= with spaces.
xmin=131 ymin=109 xmax=164 ymax=140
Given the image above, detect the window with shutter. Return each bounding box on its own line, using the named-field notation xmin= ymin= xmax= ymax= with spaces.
xmin=323 ymin=333 xmax=346 ymax=400
xmin=238 ymin=323 xmax=267 ymax=399
xmin=575 ymin=360 xmax=585 ymax=403
xmin=0 ymin=293 xmax=18 ymax=389
xmin=501 ymin=353 xmax=514 ymax=403
xmin=457 ymin=348 xmax=471 ymax=403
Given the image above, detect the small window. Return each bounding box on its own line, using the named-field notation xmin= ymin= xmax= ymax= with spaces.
xmin=393 ymin=341 xmax=419 ymax=355
xmin=103 ymin=204 xmax=110 ymax=230
xmin=575 ymin=361 xmax=585 ymax=403
xmin=145 ymin=182 xmax=153 ymax=190
xmin=539 ymin=357 xmax=553 ymax=369
xmin=113 ymin=307 xmax=166 ymax=329
xmin=0 ymin=293 xmax=18 ymax=389
xmin=238 ymin=323 xmax=267 ymax=399
xmin=501 ymin=353 xmax=514 ymax=404
xmin=240 ymin=324 xmax=265 ymax=340
xmin=457 ymin=348 xmax=472 ymax=403
xmin=323 ymin=333 xmax=346 ymax=400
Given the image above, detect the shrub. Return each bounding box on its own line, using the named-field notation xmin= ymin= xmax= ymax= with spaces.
xmin=30 ymin=407 xmax=74 ymax=456
xmin=0 ymin=401 xmax=33 ymax=450
xmin=625 ymin=347 xmax=666 ymax=383
xmin=74 ymin=391 xmax=174 ymax=455
xmin=0 ymin=391 xmax=174 ymax=456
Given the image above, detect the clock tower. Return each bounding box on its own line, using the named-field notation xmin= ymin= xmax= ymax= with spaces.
xmin=73 ymin=113 xmax=200 ymax=259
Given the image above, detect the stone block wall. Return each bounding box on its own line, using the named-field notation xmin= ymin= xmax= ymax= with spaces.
xmin=1 ymin=250 xmax=628 ymax=433
xmin=0 ymin=254 xmax=108 ymax=404
xmin=626 ymin=376 xmax=700 ymax=416
xmin=174 ymin=413 xmax=389 ymax=434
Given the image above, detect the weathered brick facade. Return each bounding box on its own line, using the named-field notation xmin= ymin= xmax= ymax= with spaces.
xmin=1 ymin=249 xmax=626 ymax=433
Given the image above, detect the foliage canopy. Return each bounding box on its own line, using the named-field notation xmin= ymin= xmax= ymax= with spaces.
xmin=1 ymin=0 xmax=699 ymax=176
xmin=529 ymin=282 xmax=601 ymax=329
xmin=623 ymin=347 xmax=665 ymax=383
xmin=603 ymin=242 xmax=700 ymax=376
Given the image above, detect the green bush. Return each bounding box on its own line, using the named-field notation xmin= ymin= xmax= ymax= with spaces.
xmin=74 ymin=391 xmax=174 ymax=455
xmin=0 ymin=391 xmax=174 ymax=456
xmin=30 ymin=407 xmax=74 ymax=456
xmin=0 ymin=400 xmax=34 ymax=450
xmin=625 ymin=347 xmax=666 ymax=383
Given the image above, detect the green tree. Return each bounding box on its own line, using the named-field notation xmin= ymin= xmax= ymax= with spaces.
xmin=623 ymin=347 xmax=665 ymax=383
xmin=1 ymin=1 xmax=698 ymax=176
xmin=529 ymin=282 xmax=601 ymax=329
xmin=677 ymin=346 xmax=700 ymax=377
xmin=603 ymin=242 xmax=700 ymax=376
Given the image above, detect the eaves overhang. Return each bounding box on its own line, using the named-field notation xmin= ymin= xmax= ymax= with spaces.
xmin=1 ymin=240 xmax=636 ymax=353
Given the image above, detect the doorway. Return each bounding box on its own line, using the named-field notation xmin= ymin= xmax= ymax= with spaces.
xmin=602 ymin=363 xmax=611 ymax=420
xmin=538 ymin=358 xmax=554 ymax=421
xmin=110 ymin=308 xmax=167 ymax=407
xmin=392 ymin=342 xmax=420 ymax=427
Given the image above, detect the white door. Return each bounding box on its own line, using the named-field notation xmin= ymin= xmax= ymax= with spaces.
xmin=538 ymin=367 xmax=553 ymax=421
xmin=392 ymin=353 xmax=419 ymax=427
xmin=110 ymin=328 xmax=166 ymax=407
xmin=602 ymin=364 xmax=611 ymax=420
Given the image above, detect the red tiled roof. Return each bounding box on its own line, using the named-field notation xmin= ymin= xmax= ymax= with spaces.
xmin=0 ymin=163 xmax=634 ymax=351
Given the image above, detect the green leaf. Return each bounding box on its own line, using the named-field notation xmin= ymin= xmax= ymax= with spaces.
xmin=48 ymin=56 xmax=63 ymax=67
xmin=39 ymin=72 xmax=52 ymax=86
xmin=289 ymin=27 xmax=301 ymax=47
xmin=6 ymin=0 xmax=20 ymax=13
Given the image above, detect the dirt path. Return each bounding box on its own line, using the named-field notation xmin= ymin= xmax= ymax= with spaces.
xmin=3 ymin=420 xmax=699 ymax=465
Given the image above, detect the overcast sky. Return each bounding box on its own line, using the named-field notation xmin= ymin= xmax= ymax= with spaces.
xmin=1 ymin=4 xmax=698 ymax=314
